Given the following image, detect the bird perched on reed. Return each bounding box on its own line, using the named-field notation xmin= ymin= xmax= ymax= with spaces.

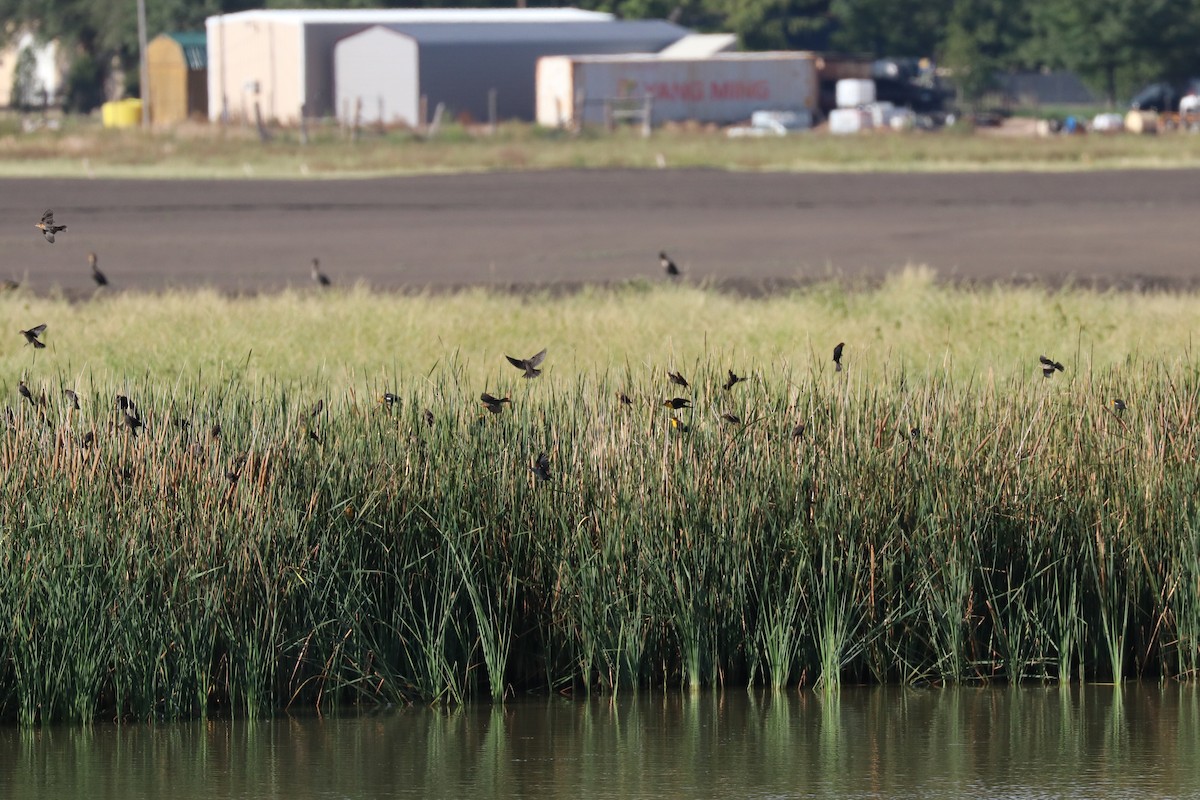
xmin=35 ymin=209 xmax=66 ymax=243
xmin=311 ymin=258 xmax=331 ymax=287
xmin=123 ymin=407 xmax=143 ymax=436
xmin=310 ymin=399 xmax=325 ymax=418
xmin=423 ymin=408 xmax=434 ymax=427
xmin=18 ymin=380 xmax=33 ymax=405
xmin=88 ymin=252 xmax=108 ymax=287
xmin=19 ymin=324 xmax=47 ymax=348
xmin=1039 ymin=355 xmax=1065 ymax=378
xmin=667 ymin=370 xmax=689 ymax=389
xmin=660 ymin=251 xmax=681 ymax=277
xmin=1112 ymin=398 xmax=1127 ymax=414
xmin=723 ymin=370 xmax=746 ymax=390
xmin=791 ymin=421 xmax=806 ymax=439
xmin=618 ymin=392 xmax=633 ymax=406
xmin=669 ymin=416 xmax=690 ymax=432
xmin=64 ymin=389 xmax=80 ymax=410
xmin=833 ymin=342 xmax=845 ymax=372
xmin=663 ymin=397 xmax=692 ymax=410
xmin=530 ymin=452 xmax=552 ymax=482
xmin=380 ymin=392 xmax=400 ymax=408
xmin=480 ymin=392 xmax=510 ymax=414
xmin=506 ymin=348 xmax=547 ymax=379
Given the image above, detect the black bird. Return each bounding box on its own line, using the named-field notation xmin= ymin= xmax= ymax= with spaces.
xmin=20 ymin=324 xmax=47 ymax=348
xmin=663 ymin=397 xmax=692 ymax=410
xmin=80 ymin=430 xmax=95 ymax=449
xmin=1112 ymin=398 xmax=1127 ymax=413
xmin=64 ymin=389 xmax=80 ymax=409
xmin=89 ymin=252 xmax=108 ymax=287
xmin=311 ymin=258 xmax=331 ymax=287
xmin=123 ymin=408 xmax=143 ymax=436
xmin=791 ymin=422 xmax=806 ymax=439
xmin=723 ymin=370 xmax=746 ymax=391
xmin=18 ymin=380 xmax=33 ymax=404
xmin=1039 ymin=355 xmax=1065 ymax=378
xmin=211 ymin=423 xmax=222 ymax=439
xmin=480 ymin=392 xmax=510 ymax=414
xmin=35 ymin=209 xmax=66 ymax=243
xmin=667 ymin=370 xmax=689 ymax=389
xmin=833 ymin=342 xmax=845 ymax=372
xmin=380 ymin=392 xmax=400 ymax=407
xmin=720 ymin=412 xmax=742 ymax=425
xmin=423 ymin=408 xmax=434 ymax=427
xmin=115 ymin=394 xmax=138 ymax=418
xmin=660 ymin=251 xmax=681 ymax=277
xmin=506 ymin=348 xmax=548 ymax=379
xmin=530 ymin=452 xmax=552 ymax=482
xmin=618 ymin=392 xmax=633 ymax=406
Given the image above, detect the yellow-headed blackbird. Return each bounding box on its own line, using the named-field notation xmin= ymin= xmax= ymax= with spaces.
xmin=311 ymin=258 xmax=331 ymax=287
xmin=660 ymin=251 xmax=681 ymax=277
xmin=423 ymin=408 xmax=434 ymax=427
xmin=833 ymin=342 xmax=845 ymax=372
xmin=1112 ymin=398 xmax=1127 ymax=413
xmin=723 ymin=369 xmax=746 ymax=390
xmin=506 ymin=348 xmax=548 ymax=379
xmin=669 ymin=416 xmax=690 ymax=432
xmin=64 ymin=389 xmax=79 ymax=410
xmin=19 ymin=324 xmax=47 ymax=348
xmin=35 ymin=209 xmax=66 ymax=243
xmin=1040 ymin=355 xmax=1065 ymax=378
xmin=663 ymin=397 xmax=692 ymax=410
xmin=667 ymin=370 xmax=689 ymax=388
xmin=791 ymin=422 xmax=806 ymax=439
xmin=89 ymin=252 xmax=108 ymax=287
xmin=720 ymin=412 xmax=742 ymax=425
xmin=481 ymin=392 xmax=510 ymax=414
xmin=530 ymin=451 xmax=552 ymax=481
xmin=618 ymin=392 xmax=633 ymax=406
xmin=380 ymin=392 xmax=400 ymax=408
xmin=18 ymin=380 xmax=33 ymax=404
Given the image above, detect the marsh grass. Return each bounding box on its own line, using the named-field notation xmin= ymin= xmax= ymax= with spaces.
xmin=3 ymin=275 xmax=1200 ymax=723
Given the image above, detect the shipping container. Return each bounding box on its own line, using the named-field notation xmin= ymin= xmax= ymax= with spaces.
xmin=536 ymin=52 xmax=818 ymax=128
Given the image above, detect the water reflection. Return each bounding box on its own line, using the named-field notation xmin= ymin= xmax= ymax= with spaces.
xmin=0 ymin=685 xmax=1196 ymax=799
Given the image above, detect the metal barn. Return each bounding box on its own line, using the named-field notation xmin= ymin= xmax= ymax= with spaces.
xmin=147 ymin=32 xmax=208 ymax=125
xmin=205 ymin=8 xmax=689 ymax=125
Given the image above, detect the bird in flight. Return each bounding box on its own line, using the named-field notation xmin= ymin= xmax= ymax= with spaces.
xmin=663 ymin=397 xmax=692 ymax=410
xmin=311 ymin=258 xmax=331 ymax=287
xmin=530 ymin=452 xmax=552 ymax=482
xmin=19 ymin=324 xmax=47 ymax=348
xmin=1039 ymin=355 xmax=1065 ymax=378
xmin=89 ymin=252 xmax=108 ymax=287
xmin=36 ymin=209 xmax=66 ymax=243
xmin=667 ymin=370 xmax=689 ymax=389
xmin=506 ymin=348 xmax=548 ymax=379
xmin=480 ymin=392 xmax=510 ymax=414
xmin=723 ymin=370 xmax=746 ymax=391
xmin=660 ymin=251 xmax=681 ymax=277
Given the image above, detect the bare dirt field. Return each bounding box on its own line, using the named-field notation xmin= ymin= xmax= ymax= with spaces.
xmin=3 ymin=169 xmax=1198 ymax=295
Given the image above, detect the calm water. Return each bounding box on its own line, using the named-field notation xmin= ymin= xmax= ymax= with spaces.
xmin=1 ymin=685 xmax=1197 ymax=799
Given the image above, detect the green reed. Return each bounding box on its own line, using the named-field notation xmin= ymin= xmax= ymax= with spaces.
xmin=2 ymin=354 xmax=1200 ymax=724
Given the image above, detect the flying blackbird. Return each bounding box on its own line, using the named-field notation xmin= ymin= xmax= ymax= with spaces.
xmin=480 ymin=392 xmax=510 ymax=414
xmin=311 ymin=258 xmax=331 ymax=287
xmin=663 ymin=397 xmax=692 ymax=410
xmin=530 ymin=452 xmax=552 ymax=482
xmin=660 ymin=251 xmax=681 ymax=277
xmin=64 ymin=389 xmax=80 ymax=410
xmin=833 ymin=342 xmax=845 ymax=372
xmin=88 ymin=252 xmax=108 ymax=287
xmin=506 ymin=348 xmax=548 ymax=379
xmin=1039 ymin=355 xmax=1065 ymax=378
xmin=723 ymin=370 xmax=746 ymax=390
xmin=20 ymin=324 xmax=47 ymax=348
xmin=36 ymin=209 xmax=66 ymax=243
xmin=667 ymin=370 xmax=689 ymax=388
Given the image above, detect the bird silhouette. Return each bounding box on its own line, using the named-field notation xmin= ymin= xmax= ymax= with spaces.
xmin=311 ymin=258 xmax=331 ymax=287
xmin=833 ymin=342 xmax=845 ymax=372
xmin=1039 ymin=355 xmax=1065 ymax=378
xmin=723 ymin=369 xmax=746 ymax=390
xmin=506 ymin=348 xmax=548 ymax=379
xmin=88 ymin=252 xmax=108 ymax=287
xmin=480 ymin=393 xmax=510 ymax=414
xmin=19 ymin=324 xmax=47 ymax=349
xmin=663 ymin=397 xmax=692 ymax=410
xmin=36 ymin=209 xmax=66 ymax=243
xmin=530 ymin=452 xmax=552 ymax=482
xmin=660 ymin=251 xmax=681 ymax=277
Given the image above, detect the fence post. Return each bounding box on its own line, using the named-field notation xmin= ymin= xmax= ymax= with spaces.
xmin=642 ymin=96 xmax=652 ymax=138
xmin=488 ymin=88 xmax=497 ymax=135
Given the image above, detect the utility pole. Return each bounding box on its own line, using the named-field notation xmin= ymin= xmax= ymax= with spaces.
xmin=137 ymin=0 xmax=150 ymax=128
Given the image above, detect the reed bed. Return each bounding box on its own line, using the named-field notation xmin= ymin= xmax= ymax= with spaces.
xmin=2 ymin=347 xmax=1200 ymax=724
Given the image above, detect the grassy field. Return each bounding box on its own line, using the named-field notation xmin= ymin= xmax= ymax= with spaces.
xmin=5 ymin=115 xmax=1200 ymax=178
xmin=2 ymin=274 xmax=1200 ymax=723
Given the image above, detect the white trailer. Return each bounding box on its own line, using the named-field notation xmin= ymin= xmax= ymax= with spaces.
xmin=536 ymin=52 xmax=818 ymax=128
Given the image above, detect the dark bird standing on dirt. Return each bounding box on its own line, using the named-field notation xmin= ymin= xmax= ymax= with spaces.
xmin=35 ymin=209 xmax=66 ymax=243
xmin=530 ymin=452 xmax=552 ymax=482
xmin=723 ymin=370 xmax=746 ymax=390
xmin=88 ymin=252 xmax=108 ymax=287
xmin=506 ymin=348 xmax=548 ymax=379
xmin=1039 ymin=355 xmax=1065 ymax=378
xmin=660 ymin=251 xmax=681 ymax=277
xmin=311 ymin=258 xmax=331 ymax=287
xmin=667 ymin=370 xmax=689 ymax=389
xmin=663 ymin=397 xmax=692 ymax=410
xmin=20 ymin=324 xmax=47 ymax=349
xmin=480 ymin=392 xmax=510 ymax=414
xmin=833 ymin=342 xmax=845 ymax=372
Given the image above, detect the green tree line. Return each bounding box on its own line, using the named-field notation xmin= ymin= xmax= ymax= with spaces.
xmin=3 ymin=0 xmax=1199 ymax=110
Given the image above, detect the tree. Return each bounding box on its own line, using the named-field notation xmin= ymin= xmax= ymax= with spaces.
xmin=830 ymin=0 xmax=953 ymax=57
xmin=939 ymin=0 xmax=1032 ymax=108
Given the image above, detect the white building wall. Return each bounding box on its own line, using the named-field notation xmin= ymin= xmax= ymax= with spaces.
xmin=334 ymin=27 xmax=419 ymax=126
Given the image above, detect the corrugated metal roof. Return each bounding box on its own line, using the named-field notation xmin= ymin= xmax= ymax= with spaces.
xmin=166 ymin=31 xmax=207 ymax=70
xmin=207 ymin=8 xmax=612 ymax=25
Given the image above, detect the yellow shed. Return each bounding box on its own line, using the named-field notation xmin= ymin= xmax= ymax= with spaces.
xmin=147 ymin=32 xmax=208 ymax=125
